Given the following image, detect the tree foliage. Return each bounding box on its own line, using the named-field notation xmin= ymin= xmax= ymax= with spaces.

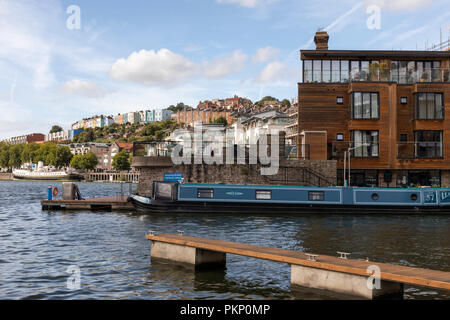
xmin=50 ymin=125 xmax=63 ymax=133
xmin=280 ymin=99 xmax=291 ymax=109
xmin=112 ymin=150 xmax=131 ymax=171
xmin=0 ymin=142 xmax=73 ymax=169
xmin=213 ymin=117 xmax=228 ymax=126
xmin=70 ymin=152 xmax=98 ymax=170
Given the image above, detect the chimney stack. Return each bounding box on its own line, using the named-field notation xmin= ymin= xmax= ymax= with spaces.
xmin=314 ymin=31 xmax=329 ymax=50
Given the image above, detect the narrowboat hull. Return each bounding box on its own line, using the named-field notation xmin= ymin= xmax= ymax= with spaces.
xmin=130 ymin=182 xmax=450 ymax=215
xmin=131 ymin=197 xmax=448 ymax=214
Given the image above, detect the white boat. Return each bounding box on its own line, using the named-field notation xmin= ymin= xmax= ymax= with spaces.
xmin=13 ymin=162 xmax=82 ymax=181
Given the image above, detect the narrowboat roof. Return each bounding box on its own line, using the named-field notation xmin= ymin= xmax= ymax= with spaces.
xmin=179 ymin=183 xmax=450 ymax=191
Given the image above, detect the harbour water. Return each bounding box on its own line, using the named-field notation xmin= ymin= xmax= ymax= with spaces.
xmin=0 ymin=181 xmax=449 ymax=300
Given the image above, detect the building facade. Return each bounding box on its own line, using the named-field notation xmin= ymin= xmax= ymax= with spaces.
xmin=297 ymin=31 xmax=450 ymax=187
xmin=2 ymin=133 xmax=45 ymax=145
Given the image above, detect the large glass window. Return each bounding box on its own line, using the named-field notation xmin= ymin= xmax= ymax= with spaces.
xmin=341 ymin=61 xmax=349 ymax=82
xmin=313 ymin=60 xmax=322 ymax=82
xmin=351 ymin=131 xmax=379 ymax=157
xmin=399 ymin=61 xmax=407 ymax=84
xmin=415 ymin=131 xmax=443 ymax=158
xmin=332 ymin=60 xmax=340 ymax=82
xmin=352 ymin=92 xmax=379 ymax=119
xmin=391 ymin=61 xmax=399 ymax=82
xmin=432 ymin=61 xmax=441 ymax=82
xmin=304 ymin=60 xmax=312 ymax=83
xmin=322 ymin=60 xmax=331 ymax=83
xmin=415 ymin=93 xmax=444 ymax=120
xmin=351 ymin=61 xmax=360 ymax=81
xmin=304 ymin=59 xmax=446 ymax=84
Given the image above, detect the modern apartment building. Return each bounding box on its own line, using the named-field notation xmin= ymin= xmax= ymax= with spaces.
xmin=297 ymin=31 xmax=450 ymax=187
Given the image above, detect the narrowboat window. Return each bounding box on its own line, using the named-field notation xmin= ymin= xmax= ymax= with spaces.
xmin=198 ymin=189 xmax=214 ymax=198
xmin=256 ymin=190 xmax=272 ymax=200
xmin=308 ymin=191 xmax=325 ymax=201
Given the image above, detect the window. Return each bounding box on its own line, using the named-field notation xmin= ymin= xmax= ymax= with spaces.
xmin=322 ymin=60 xmax=331 ymax=83
xmin=336 ymin=133 xmax=344 ymax=141
xmin=341 ymin=61 xmax=349 ymax=82
xmin=313 ymin=60 xmax=322 ymax=82
xmin=304 ymin=60 xmax=312 ymax=83
xmin=400 ymin=134 xmax=408 ymax=142
xmin=400 ymin=97 xmax=408 ymax=104
xmin=351 ymin=131 xmax=379 ymax=157
xmin=415 ymin=131 xmax=443 ymax=158
xmin=308 ymin=191 xmax=324 ymax=201
xmin=352 ymin=93 xmax=379 ymax=119
xmin=415 ymin=93 xmax=444 ymax=120
xmin=336 ymin=97 xmax=344 ymax=104
xmin=256 ymin=190 xmax=272 ymax=200
xmin=198 ymin=189 xmax=214 ymax=198
xmin=303 ymin=59 xmax=360 ymax=83
xmin=332 ymin=60 xmax=340 ymax=82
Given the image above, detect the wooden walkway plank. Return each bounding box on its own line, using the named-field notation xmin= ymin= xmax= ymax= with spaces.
xmin=146 ymin=234 xmax=450 ymax=291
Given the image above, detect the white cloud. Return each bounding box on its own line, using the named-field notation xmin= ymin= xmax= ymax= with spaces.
xmin=61 ymin=79 xmax=110 ymax=98
xmin=366 ymin=0 xmax=432 ymax=11
xmin=255 ymin=61 xmax=285 ymax=83
xmin=253 ymin=47 xmax=280 ymax=63
xmin=109 ymin=48 xmax=199 ymax=87
xmin=204 ymin=50 xmax=248 ymax=79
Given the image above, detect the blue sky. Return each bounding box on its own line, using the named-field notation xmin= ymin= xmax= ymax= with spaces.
xmin=0 ymin=0 xmax=449 ymax=139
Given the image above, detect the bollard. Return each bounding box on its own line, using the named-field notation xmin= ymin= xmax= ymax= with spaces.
xmin=48 ymin=186 xmax=52 ymax=201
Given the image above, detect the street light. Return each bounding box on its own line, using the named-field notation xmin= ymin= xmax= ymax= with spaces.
xmin=343 ymin=144 xmax=371 ymax=187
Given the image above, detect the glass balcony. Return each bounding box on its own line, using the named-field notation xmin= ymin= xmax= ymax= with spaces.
xmin=397 ymin=142 xmax=443 ymax=159
xmin=303 ymin=67 xmax=450 ymax=84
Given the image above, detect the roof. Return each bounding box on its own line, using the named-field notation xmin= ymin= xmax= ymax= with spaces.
xmin=116 ymin=142 xmax=133 ymax=151
xmin=301 ymin=50 xmax=450 ymax=60
xmin=241 ymin=110 xmax=289 ymax=124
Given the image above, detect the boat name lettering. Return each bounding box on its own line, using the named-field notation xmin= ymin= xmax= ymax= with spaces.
xmin=226 ymin=192 xmax=244 ymax=196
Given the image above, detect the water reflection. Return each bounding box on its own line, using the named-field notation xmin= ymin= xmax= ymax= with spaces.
xmin=0 ymin=181 xmax=449 ymax=300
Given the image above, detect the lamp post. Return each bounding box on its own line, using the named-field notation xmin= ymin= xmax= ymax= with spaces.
xmin=343 ymin=144 xmax=371 ymax=187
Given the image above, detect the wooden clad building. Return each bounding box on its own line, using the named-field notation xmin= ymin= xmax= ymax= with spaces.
xmin=298 ymin=31 xmax=450 ymax=187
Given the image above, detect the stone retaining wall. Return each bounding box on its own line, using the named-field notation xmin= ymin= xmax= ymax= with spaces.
xmin=0 ymin=173 xmax=13 ymax=181
xmin=135 ymin=158 xmax=337 ymax=197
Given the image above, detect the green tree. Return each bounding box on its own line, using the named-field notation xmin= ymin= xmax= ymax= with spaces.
xmin=34 ymin=143 xmax=57 ymax=166
xmin=280 ymin=99 xmax=291 ymax=109
xmin=112 ymin=150 xmax=131 ymax=171
xmin=54 ymin=146 xmax=73 ymax=168
xmin=70 ymin=152 xmax=98 ymax=170
xmin=21 ymin=143 xmax=40 ymax=164
xmin=8 ymin=144 xmax=24 ymax=168
xmin=0 ymin=144 xmax=10 ymax=169
xmin=214 ymin=117 xmax=228 ymax=126
xmin=50 ymin=125 xmax=63 ymax=133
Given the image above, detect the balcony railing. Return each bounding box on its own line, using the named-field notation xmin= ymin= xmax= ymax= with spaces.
xmin=303 ymin=67 xmax=450 ymax=84
xmin=397 ymin=142 xmax=443 ymax=159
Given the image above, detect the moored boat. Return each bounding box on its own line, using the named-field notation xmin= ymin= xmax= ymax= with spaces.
xmin=13 ymin=162 xmax=82 ymax=181
xmin=130 ymin=181 xmax=450 ymax=214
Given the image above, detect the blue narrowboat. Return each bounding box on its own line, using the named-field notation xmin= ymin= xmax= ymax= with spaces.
xmin=130 ymin=181 xmax=450 ymax=214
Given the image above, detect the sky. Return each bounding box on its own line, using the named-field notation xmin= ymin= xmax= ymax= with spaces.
xmin=0 ymin=0 xmax=449 ymax=139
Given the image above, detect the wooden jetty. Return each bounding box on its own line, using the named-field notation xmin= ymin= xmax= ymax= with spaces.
xmin=146 ymin=233 xmax=450 ymax=299
xmin=41 ymin=196 xmax=134 ymax=211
